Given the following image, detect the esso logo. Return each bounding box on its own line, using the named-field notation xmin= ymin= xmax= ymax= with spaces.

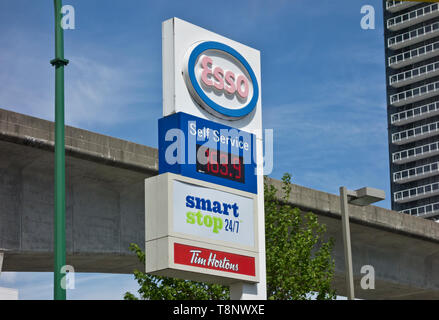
xmin=183 ymin=41 xmax=259 ymax=120
xmin=200 ymin=56 xmax=250 ymax=100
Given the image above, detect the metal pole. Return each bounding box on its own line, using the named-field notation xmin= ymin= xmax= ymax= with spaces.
xmin=339 ymin=186 xmax=355 ymax=300
xmin=50 ymin=0 xmax=69 ymax=301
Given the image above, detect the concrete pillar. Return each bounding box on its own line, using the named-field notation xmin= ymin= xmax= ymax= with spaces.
xmin=0 ymin=251 xmax=19 ymax=300
xmin=0 ymin=251 xmax=3 ymax=277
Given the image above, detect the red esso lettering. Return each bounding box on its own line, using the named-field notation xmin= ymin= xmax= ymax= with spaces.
xmin=200 ymin=56 xmax=249 ymax=99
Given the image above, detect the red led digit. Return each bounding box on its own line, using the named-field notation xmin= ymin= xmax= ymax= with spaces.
xmin=210 ymin=150 xmax=219 ymax=173
xmin=232 ymin=156 xmax=242 ymax=180
xmin=220 ymin=152 xmax=228 ymax=176
xmin=205 ymin=148 xmax=210 ymax=172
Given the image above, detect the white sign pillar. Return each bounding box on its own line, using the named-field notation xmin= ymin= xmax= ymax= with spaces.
xmin=160 ymin=17 xmax=266 ymax=299
xmin=230 ymin=136 xmax=266 ymax=299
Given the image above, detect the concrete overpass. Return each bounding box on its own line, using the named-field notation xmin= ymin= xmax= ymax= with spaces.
xmin=0 ymin=107 xmax=438 ymax=299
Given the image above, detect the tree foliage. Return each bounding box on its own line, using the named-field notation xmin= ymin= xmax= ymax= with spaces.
xmin=123 ymin=243 xmax=229 ymax=300
xmin=124 ymin=173 xmax=335 ymax=300
xmin=265 ymin=173 xmax=336 ymax=300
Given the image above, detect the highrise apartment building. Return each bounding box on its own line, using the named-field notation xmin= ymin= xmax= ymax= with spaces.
xmin=384 ymin=1 xmax=439 ymax=221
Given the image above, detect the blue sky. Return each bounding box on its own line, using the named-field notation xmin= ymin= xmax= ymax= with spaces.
xmin=0 ymin=0 xmax=388 ymax=299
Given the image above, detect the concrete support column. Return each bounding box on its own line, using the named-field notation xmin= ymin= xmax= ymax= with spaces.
xmin=0 ymin=250 xmax=19 ymax=300
xmin=0 ymin=251 xmax=3 ymax=276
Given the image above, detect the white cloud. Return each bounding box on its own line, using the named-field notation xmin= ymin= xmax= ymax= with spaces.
xmin=3 ymin=272 xmax=138 ymax=300
xmin=0 ymin=26 xmax=161 ymax=132
xmin=262 ymin=72 xmax=390 ymax=208
xmin=67 ymin=274 xmax=139 ymax=300
xmin=65 ymin=55 xmax=159 ymax=128
xmin=0 ymin=29 xmax=53 ymax=120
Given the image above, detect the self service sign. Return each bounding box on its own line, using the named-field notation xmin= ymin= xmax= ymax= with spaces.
xmin=145 ymin=18 xmax=264 ymax=286
xmin=158 ymin=112 xmax=257 ymax=193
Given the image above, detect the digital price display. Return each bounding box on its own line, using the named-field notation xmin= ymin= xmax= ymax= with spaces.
xmin=196 ymin=144 xmax=245 ymax=183
xmin=158 ymin=112 xmax=257 ymax=193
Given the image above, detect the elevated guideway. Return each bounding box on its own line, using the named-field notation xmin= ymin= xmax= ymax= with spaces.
xmin=0 ymin=108 xmax=438 ymax=299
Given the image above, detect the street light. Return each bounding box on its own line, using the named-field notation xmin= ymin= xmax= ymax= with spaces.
xmin=339 ymin=186 xmax=385 ymax=300
xmin=51 ymin=0 xmax=69 ymax=300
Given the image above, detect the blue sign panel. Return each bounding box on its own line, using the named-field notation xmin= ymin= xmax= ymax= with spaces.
xmin=159 ymin=112 xmax=257 ymax=193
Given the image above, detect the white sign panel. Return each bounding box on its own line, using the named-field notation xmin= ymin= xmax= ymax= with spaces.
xmin=162 ymin=18 xmax=262 ymax=135
xmin=145 ymin=173 xmax=259 ymax=284
xmin=173 ymin=180 xmax=255 ymax=247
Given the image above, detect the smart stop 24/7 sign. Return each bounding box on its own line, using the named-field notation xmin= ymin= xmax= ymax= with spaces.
xmin=145 ymin=173 xmax=259 ymax=283
xmin=145 ymin=18 xmax=264 ymax=285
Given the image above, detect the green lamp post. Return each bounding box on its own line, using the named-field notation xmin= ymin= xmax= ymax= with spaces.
xmin=50 ymin=0 xmax=69 ymax=300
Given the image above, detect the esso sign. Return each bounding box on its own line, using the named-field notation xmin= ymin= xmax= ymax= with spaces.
xmin=183 ymin=41 xmax=259 ymax=120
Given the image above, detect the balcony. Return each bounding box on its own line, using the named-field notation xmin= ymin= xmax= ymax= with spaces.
xmin=392 ymin=141 xmax=439 ymax=164
xmin=386 ymin=1 xmax=418 ymax=13
xmin=394 ymin=181 xmax=439 ymax=203
xmin=394 ymin=161 xmax=439 ymax=183
xmin=390 ymin=80 xmax=439 ymax=107
xmin=389 ymin=41 xmax=439 ymax=69
xmin=392 ymin=120 xmax=439 ymax=145
xmin=400 ymin=202 xmax=439 ymax=218
xmin=387 ymin=3 xmax=439 ymax=31
xmin=388 ymin=22 xmax=439 ymax=50
xmin=391 ymin=101 xmax=439 ymax=126
xmin=389 ymin=61 xmax=439 ymax=88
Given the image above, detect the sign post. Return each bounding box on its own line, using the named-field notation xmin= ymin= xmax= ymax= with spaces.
xmin=146 ymin=18 xmax=266 ymax=299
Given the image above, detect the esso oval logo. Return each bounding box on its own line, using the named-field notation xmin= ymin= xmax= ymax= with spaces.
xmin=183 ymin=41 xmax=259 ymax=120
xmin=200 ymin=56 xmax=250 ymax=99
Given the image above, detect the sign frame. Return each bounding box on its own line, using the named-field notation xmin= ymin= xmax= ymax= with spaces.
xmin=145 ymin=172 xmax=259 ymax=284
xmin=146 ymin=237 xmax=259 ymax=284
xmin=157 ymin=17 xmax=267 ymax=298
